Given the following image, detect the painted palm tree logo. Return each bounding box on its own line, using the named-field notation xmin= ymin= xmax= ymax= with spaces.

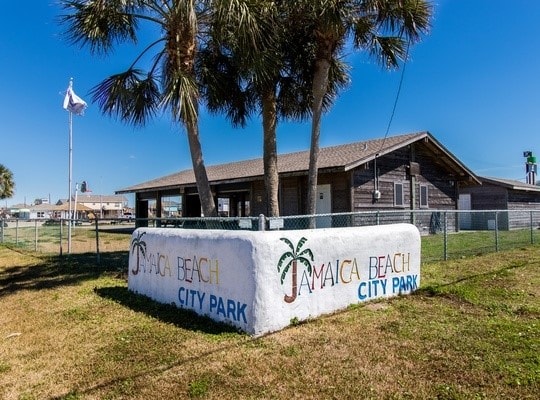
xmin=130 ymin=231 xmax=147 ymax=275
xmin=277 ymin=237 xmax=314 ymax=303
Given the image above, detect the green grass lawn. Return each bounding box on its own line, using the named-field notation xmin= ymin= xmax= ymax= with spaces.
xmin=0 ymin=242 xmax=539 ymax=399
xmin=422 ymin=228 xmax=540 ymax=262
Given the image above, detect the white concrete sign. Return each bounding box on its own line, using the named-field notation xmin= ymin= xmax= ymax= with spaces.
xmin=128 ymin=224 xmax=421 ymax=336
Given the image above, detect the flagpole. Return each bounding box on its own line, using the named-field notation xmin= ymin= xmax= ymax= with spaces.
xmin=68 ymin=79 xmax=73 ymax=254
xmin=63 ymin=77 xmax=87 ymax=255
xmin=74 ymin=183 xmax=79 ymax=222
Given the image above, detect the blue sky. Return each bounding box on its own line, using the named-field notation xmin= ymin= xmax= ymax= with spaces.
xmin=1 ymin=0 xmax=539 ymax=207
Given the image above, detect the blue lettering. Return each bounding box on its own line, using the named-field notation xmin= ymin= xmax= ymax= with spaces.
xmin=178 ymin=287 xmax=206 ymax=309
xmin=196 ymin=290 xmax=205 ymax=310
xmin=216 ymin=297 xmax=226 ymax=318
xmin=227 ymin=299 xmax=236 ymax=320
xmin=209 ymin=294 xmax=217 ymax=312
xmin=178 ymin=287 xmax=186 ymax=306
xmin=358 ymin=282 xmax=367 ymax=300
xmin=380 ymin=278 xmax=387 ymax=295
xmin=391 ymin=274 xmax=419 ymax=294
xmin=236 ymin=302 xmax=247 ymax=323
xmin=411 ymin=274 xmax=418 ymax=290
xmin=358 ymin=279 xmax=389 ymax=300
xmin=392 ymin=277 xmax=400 ymax=292
xmin=209 ymin=294 xmax=248 ymax=323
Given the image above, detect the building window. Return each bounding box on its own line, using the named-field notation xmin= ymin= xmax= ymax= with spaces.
xmin=37 ymin=212 xmax=45 ymax=218
xmin=394 ymin=182 xmax=404 ymax=207
xmin=420 ymin=184 xmax=428 ymax=208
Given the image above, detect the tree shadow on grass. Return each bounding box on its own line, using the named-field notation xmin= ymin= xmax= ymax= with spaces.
xmin=0 ymin=250 xmax=129 ymax=297
xmin=415 ymin=262 xmax=524 ymax=298
xmin=94 ymin=285 xmax=241 ymax=335
xmin=1 ymin=247 xmax=239 ymax=335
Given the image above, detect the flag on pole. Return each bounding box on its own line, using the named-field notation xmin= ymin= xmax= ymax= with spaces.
xmin=63 ymin=81 xmax=87 ymax=115
xmin=81 ymin=180 xmax=92 ymax=193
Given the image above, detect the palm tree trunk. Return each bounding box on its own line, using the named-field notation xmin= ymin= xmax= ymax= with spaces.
xmin=284 ymin=260 xmax=298 ymax=303
xmin=186 ymin=118 xmax=217 ymax=217
xmin=307 ymin=57 xmax=331 ymax=225
xmin=133 ymin=246 xmax=141 ymax=275
xmin=262 ymin=87 xmax=280 ymax=217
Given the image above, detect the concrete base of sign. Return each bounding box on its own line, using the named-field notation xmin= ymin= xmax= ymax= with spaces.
xmin=128 ymin=224 xmax=421 ymax=336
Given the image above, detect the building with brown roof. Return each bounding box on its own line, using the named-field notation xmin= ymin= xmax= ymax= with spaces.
xmin=116 ymin=131 xmax=480 ymax=224
xmin=458 ymin=176 xmax=540 ymax=230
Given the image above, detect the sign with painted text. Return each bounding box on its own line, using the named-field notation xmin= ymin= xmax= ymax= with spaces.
xmin=128 ymin=224 xmax=421 ymax=336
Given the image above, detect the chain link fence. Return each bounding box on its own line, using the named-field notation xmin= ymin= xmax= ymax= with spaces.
xmin=1 ymin=210 xmax=539 ymax=263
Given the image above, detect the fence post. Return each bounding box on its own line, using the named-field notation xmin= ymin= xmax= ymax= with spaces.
xmin=59 ymin=221 xmax=63 ymax=256
xmin=95 ymin=218 xmax=100 ymax=265
xmin=34 ymin=220 xmax=38 ymax=252
xmin=530 ymin=211 xmax=534 ymax=245
xmin=376 ymin=211 xmax=380 ymax=225
xmin=258 ymin=214 xmax=266 ymax=231
xmin=495 ymin=211 xmax=499 ymax=252
xmin=15 ymin=219 xmax=19 ymax=245
xmin=443 ymin=211 xmax=448 ymax=261
xmin=1 ymin=218 xmax=4 ymax=243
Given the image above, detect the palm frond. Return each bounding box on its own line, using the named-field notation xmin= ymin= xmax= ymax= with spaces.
xmin=213 ymin=0 xmax=268 ymax=55
xmin=90 ymin=69 xmax=161 ymax=126
xmin=295 ymin=237 xmax=308 ymax=255
xmin=297 ymin=257 xmax=313 ymax=276
xmin=162 ymin=70 xmax=199 ymax=123
xmin=279 ymin=237 xmax=296 ymax=252
xmin=280 ymin=264 xmax=291 ymax=284
xmin=139 ymin=241 xmax=147 ymax=259
xmin=59 ymin=0 xmax=138 ymax=54
xmin=0 ymin=164 xmax=15 ymax=200
xmin=370 ymin=36 xmax=407 ymax=69
xmin=375 ymin=0 xmax=432 ymax=43
xmin=277 ymin=251 xmax=294 ymax=272
xmin=322 ymin=57 xmax=350 ymax=111
xmin=198 ymin=44 xmax=255 ymax=127
xmin=298 ymin=248 xmax=314 ymax=262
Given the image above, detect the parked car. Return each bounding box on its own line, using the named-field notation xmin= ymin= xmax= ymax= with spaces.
xmin=119 ymin=213 xmax=134 ymax=222
xmin=43 ymin=219 xmax=61 ymax=226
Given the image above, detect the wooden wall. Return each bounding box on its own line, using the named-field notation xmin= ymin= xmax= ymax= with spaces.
xmin=352 ymin=144 xmax=457 ymax=212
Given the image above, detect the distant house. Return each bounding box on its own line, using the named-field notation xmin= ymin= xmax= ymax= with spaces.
xmin=117 ymin=131 xmax=480 ymax=229
xmin=8 ymin=204 xmax=31 ymax=219
xmin=459 ymin=176 xmax=540 ymax=230
xmin=75 ymin=194 xmax=129 ymax=218
xmin=29 ymin=203 xmax=55 ymax=220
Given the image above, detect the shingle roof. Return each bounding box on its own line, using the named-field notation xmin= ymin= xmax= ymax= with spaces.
xmin=29 ymin=203 xmax=55 ymax=211
xmin=479 ymin=176 xmax=540 ymax=192
xmin=117 ymin=131 xmax=477 ymax=193
xmin=77 ymin=194 xmax=128 ymax=203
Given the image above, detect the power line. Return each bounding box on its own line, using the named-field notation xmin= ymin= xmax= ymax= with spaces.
xmin=378 ymin=41 xmax=411 ymax=155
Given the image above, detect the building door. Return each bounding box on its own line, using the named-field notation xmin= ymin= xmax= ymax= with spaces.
xmin=316 ymin=184 xmax=332 ymax=228
xmin=458 ymin=194 xmax=472 ymax=230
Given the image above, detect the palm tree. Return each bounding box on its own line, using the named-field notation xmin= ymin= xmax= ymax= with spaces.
xmin=200 ymin=1 xmax=347 ymax=217
xmin=0 ymin=164 xmax=15 ymax=200
xmin=277 ymin=236 xmax=314 ymax=303
xmin=299 ymin=0 xmax=432 ymax=219
xmin=59 ymin=0 xmax=265 ymax=217
xmin=130 ymin=230 xmax=147 ymax=275
xmin=199 ymin=3 xmax=293 ymax=217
